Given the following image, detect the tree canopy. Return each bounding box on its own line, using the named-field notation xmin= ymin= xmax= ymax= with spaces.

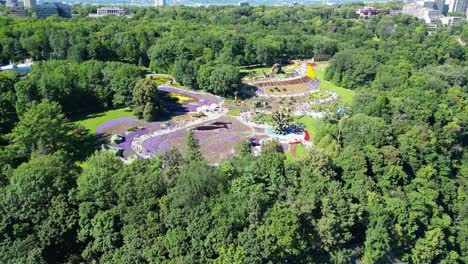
xmin=132 ymin=79 xmax=162 ymax=121
xmin=0 ymin=4 xmax=466 ymax=264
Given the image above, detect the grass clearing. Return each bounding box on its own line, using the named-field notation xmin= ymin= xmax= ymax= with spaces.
xmin=74 ymin=108 xmax=136 ymax=133
xmin=253 ymin=113 xmax=273 ymax=125
xmin=285 ymin=147 xmax=294 ymax=161
xmin=285 ymin=141 xmax=306 ymax=161
xmin=228 ymin=107 xmax=241 ymax=116
xmin=240 ymin=66 xmax=271 ymax=75
xmin=314 ymin=66 xmax=355 ymax=106
xmin=293 ymin=115 xmax=323 ymax=140
xmin=286 ymin=115 xmax=323 ymax=160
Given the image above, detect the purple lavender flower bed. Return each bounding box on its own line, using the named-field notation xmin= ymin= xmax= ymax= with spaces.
xmin=96 ymin=117 xmax=141 ymax=135
xmin=96 ymin=117 xmax=162 ymax=137
xmin=143 ymin=129 xmax=187 ymax=155
xmin=116 ymin=128 xmax=151 ymax=152
xmin=158 ymin=86 xmax=220 ymax=113
xmin=144 ymin=138 xmax=172 ymax=153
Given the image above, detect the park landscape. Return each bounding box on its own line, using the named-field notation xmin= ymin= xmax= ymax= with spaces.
xmin=78 ymin=61 xmax=351 ymax=163
xmin=0 ymin=4 xmax=466 ymax=264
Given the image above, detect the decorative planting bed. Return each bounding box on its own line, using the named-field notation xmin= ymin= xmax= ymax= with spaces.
xmin=96 ymin=117 xmax=161 ymax=138
xmin=253 ymin=79 xmax=320 ymax=97
xmin=138 ymin=116 xmax=254 ymax=163
xmin=309 ymin=91 xmax=331 ymax=100
xmin=158 ymin=86 xmax=222 ymax=113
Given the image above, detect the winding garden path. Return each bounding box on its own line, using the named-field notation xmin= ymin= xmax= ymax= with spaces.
xmin=131 ymin=86 xmax=228 ymax=158
xmin=131 ymin=70 xmax=339 ymax=159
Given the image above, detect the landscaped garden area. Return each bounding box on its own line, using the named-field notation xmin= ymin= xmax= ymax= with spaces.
xmin=77 ymin=60 xmax=354 ymax=163
xmin=314 ymin=63 xmax=355 ymax=105
xmin=309 ymin=90 xmax=331 ymax=100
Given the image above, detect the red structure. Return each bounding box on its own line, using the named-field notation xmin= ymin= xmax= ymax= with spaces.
xmin=355 ymin=7 xmax=384 ymax=19
xmin=304 ymin=131 xmax=310 ymax=142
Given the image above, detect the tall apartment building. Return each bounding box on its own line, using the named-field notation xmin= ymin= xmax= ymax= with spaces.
xmin=402 ymin=1 xmax=443 ymax=27
xmin=155 ymin=0 xmax=166 ymax=7
xmin=23 ymin=0 xmax=36 ymax=8
xmin=447 ymin=0 xmax=467 ymax=14
xmin=435 ymin=0 xmax=446 ymax=13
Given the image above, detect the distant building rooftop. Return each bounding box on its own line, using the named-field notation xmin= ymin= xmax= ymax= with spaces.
xmin=0 ymin=59 xmax=33 ymax=76
xmin=355 ymin=6 xmax=384 ymax=19
xmin=96 ymin=7 xmax=126 ymax=16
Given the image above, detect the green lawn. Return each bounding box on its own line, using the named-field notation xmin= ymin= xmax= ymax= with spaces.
xmin=314 ymin=68 xmax=355 ymax=105
xmin=293 ymin=115 xmax=323 ymax=140
xmin=253 ymin=113 xmax=273 ymax=125
xmin=74 ymin=108 xmax=136 ymax=133
xmin=228 ymin=107 xmax=241 ymax=116
xmin=286 ymin=115 xmax=323 ymax=160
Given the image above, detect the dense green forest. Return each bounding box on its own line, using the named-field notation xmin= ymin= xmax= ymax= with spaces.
xmin=0 ymin=4 xmax=467 ymax=263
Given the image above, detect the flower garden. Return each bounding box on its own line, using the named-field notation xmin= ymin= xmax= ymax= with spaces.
xmin=245 ymin=60 xmax=321 ymax=97
xmin=158 ymin=86 xmax=222 ymax=113
xmin=89 ymin=60 xmax=351 ymax=163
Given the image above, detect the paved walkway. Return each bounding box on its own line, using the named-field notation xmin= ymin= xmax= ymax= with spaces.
xmin=131 ymin=107 xmax=228 ymax=158
xmin=293 ymin=91 xmax=338 ymax=116
xmin=131 ymin=85 xmax=227 ymax=159
xmin=129 ymin=74 xmax=338 ymax=159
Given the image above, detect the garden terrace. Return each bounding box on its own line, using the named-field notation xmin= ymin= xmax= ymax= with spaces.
xmin=96 ymin=117 xmax=162 ymax=139
xmin=252 ymin=77 xmax=320 ymax=97
xmin=254 ymin=76 xmax=312 ymax=88
xmin=139 ymin=116 xmax=256 ymax=163
xmin=158 ymin=85 xmax=222 ymax=113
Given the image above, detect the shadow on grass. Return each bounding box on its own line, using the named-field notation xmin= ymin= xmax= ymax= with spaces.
xmin=239 ymin=84 xmax=257 ymax=100
xmin=158 ymin=90 xmax=201 ymax=117
xmin=73 ymin=127 xmax=104 ymax=162
xmin=194 ymin=121 xmax=232 ymax=131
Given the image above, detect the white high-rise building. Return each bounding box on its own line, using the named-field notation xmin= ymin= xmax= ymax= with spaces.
xmin=23 ymin=0 xmax=36 ymax=8
xmin=155 ymin=0 xmax=166 ymax=7
xmin=436 ymin=0 xmax=446 ymax=13
xmin=446 ymin=0 xmax=467 ymax=14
